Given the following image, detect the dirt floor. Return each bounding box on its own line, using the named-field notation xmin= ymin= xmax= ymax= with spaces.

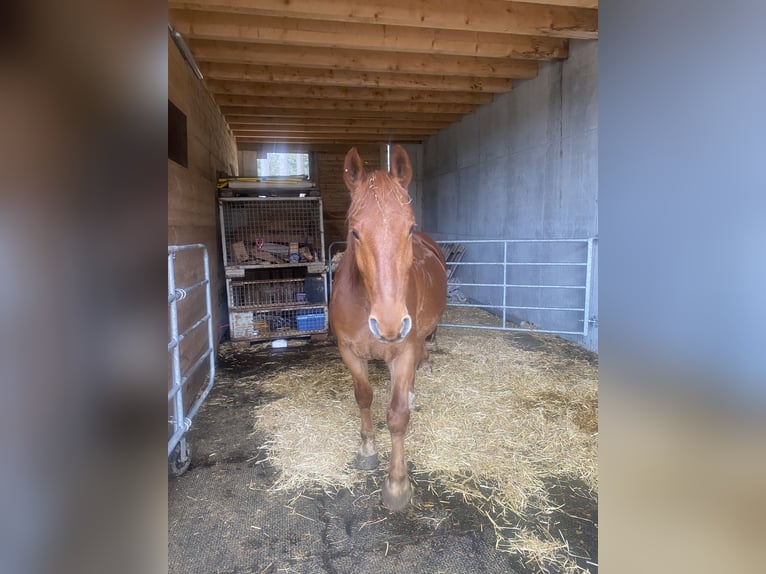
xmin=168 ymin=334 xmax=597 ymax=574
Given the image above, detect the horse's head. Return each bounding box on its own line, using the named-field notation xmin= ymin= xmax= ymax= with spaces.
xmin=344 ymin=145 xmax=416 ymax=343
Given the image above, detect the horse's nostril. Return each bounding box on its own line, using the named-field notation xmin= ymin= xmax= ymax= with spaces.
xmin=400 ymin=315 xmax=412 ymax=338
xmin=368 ymin=316 xmax=381 ymax=339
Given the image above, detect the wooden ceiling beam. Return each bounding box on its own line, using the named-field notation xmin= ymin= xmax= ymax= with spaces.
xmin=516 ymin=1 xmax=597 ymax=9
xmin=220 ymin=106 xmax=465 ymax=122
xmin=233 ymin=126 xmax=438 ymax=136
xmin=238 ymin=142 xmax=381 ymax=153
xmin=198 ymin=62 xmax=513 ymax=93
xmin=236 ymin=134 xmax=427 ymax=143
xmin=188 ymin=39 xmax=539 ymax=79
xmin=169 ymin=10 xmax=568 ymax=60
xmin=227 ymin=117 xmax=452 ymax=129
xmin=206 ymin=79 xmax=493 ymax=105
xmin=215 ymin=95 xmax=477 ymax=114
xmin=168 ymin=1 xmax=597 ymax=39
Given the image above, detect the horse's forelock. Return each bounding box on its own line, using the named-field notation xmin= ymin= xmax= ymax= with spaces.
xmin=348 ymin=169 xmax=412 ymax=223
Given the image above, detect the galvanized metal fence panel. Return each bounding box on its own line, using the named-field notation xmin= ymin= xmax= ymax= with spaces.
xmin=168 ymin=244 xmax=215 ymax=470
xmin=328 ymin=238 xmax=595 ymax=338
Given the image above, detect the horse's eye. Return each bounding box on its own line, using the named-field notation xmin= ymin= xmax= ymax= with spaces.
xmin=409 ymin=225 xmax=416 ymax=236
xmin=351 ymin=229 xmax=360 ymax=241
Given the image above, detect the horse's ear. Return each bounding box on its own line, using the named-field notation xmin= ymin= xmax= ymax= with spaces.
xmin=389 ymin=145 xmax=412 ymax=189
xmin=343 ymin=147 xmax=365 ymax=193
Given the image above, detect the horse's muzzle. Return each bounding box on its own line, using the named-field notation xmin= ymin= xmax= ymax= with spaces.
xmin=369 ymin=314 xmax=411 ymax=342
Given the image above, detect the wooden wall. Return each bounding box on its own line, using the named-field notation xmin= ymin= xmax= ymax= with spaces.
xmin=168 ymin=32 xmax=238 ymax=414
xmin=314 ymin=144 xmax=381 ymax=246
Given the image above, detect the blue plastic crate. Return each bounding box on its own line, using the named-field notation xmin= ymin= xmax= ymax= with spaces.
xmin=296 ymin=311 xmax=325 ymax=331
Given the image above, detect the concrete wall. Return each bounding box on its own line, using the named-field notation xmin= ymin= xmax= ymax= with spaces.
xmin=168 ymin=33 xmax=238 ymax=404
xmin=421 ymin=40 xmax=598 ymax=350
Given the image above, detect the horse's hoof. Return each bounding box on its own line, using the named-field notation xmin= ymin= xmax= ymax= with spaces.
xmin=356 ymin=452 xmax=379 ymax=470
xmin=382 ymin=477 xmax=412 ymax=511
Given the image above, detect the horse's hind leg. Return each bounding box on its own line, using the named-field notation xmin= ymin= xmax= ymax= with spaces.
xmin=338 ymin=344 xmax=378 ymax=470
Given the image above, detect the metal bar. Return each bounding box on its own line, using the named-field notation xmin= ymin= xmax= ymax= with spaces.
xmin=447 ymin=261 xmax=585 ymax=266
xmin=167 ymin=314 xmax=211 ymax=352
xmin=445 ymin=303 xmax=584 ymax=312
xmin=318 ymin=197 xmax=326 ymax=264
xmin=169 ymin=277 xmax=208 ymax=301
xmin=445 ymin=261 xmax=506 ymax=266
xmin=446 ymin=281 xmax=504 ymax=288
xmin=502 ymin=241 xmax=507 ymax=329
xmin=583 ymin=238 xmax=595 ymax=337
xmin=220 ymin=196 xmax=322 ymax=203
xmin=447 ymin=281 xmax=585 ymax=289
xmin=167 ymin=348 xmax=213 ymax=401
xmin=218 ymin=200 xmax=229 ymax=266
xmin=438 ymin=323 xmax=585 ymax=336
xmin=504 ymin=284 xmax=585 ymax=289
xmin=503 ymin=262 xmax=586 ymax=266
xmin=168 ymin=23 xmax=203 ymax=80
xmin=186 ymin=245 xmax=216 ymax=424
xmin=168 ymin=252 xmax=185 ymax=457
xmin=437 ymin=238 xmax=588 ymax=243
xmin=503 ymin=305 xmax=584 ymax=312
xmin=168 ymin=243 xmax=207 ymax=254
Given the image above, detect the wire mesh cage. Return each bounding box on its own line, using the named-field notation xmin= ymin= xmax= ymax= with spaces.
xmin=220 ymin=197 xmax=324 ymax=267
xmin=229 ymin=278 xmax=306 ymax=308
xmin=229 ymin=307 xmax=327 ymax=340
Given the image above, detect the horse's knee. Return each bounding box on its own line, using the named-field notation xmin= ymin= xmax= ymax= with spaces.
xmin=387 ymin=401 xmax=410 ymax=435
xmin=353 ymin=383 xmax=373 ymax=409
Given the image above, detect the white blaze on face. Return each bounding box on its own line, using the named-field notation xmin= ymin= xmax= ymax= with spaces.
xmin=408 ymin=391 xmax=416 ymax=410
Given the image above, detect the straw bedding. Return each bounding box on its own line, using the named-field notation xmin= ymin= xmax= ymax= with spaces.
xmin=247 ymin=308 xmax=597 ymax=572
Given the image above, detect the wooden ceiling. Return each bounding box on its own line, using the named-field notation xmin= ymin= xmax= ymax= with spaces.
xmin=168 ymin=1 xmax=598 ymax=147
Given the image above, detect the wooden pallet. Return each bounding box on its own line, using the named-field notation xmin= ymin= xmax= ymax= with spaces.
xmin=440 ymin=243 xmax=466 ymax=281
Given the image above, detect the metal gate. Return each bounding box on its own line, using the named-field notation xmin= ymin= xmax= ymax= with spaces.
xmin=168 ymin=244 xmax=215 ymax=476
xmin=328 ymin=238 xmax=596 ymax=338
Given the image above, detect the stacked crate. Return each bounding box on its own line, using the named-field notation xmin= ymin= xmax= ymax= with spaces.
xmin=219 ymin=197 xmax=328 ymax=342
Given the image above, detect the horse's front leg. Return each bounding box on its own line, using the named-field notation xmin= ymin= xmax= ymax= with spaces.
xmin=382 ymin=347 xmax=416 ymax=511
xmin=338 ymin=344 xmax=378 ymax=470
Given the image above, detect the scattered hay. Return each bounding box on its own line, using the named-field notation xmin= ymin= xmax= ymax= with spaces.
xmin=248 ymin=310 xmax=597 ymax=572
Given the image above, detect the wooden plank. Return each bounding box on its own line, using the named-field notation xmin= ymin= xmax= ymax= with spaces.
xmin=215 ymin=95 xmax=477 ymax=114
xmin=222 ymin=107 xmax=465 ymax=122
xmin=236 ymin=134 xmax=427 ymax=143
xmin=170 ymin=10 xmax=568 ymax=59
xmin=238 ymin=142 xmax=380 ymax=153
xmin=232 ymin=126 xmax=439 ymax=136
xmin=515 ymin=1 xmax=597 ymax=9
xmin=188 ymin=40 xmax=539 ymax=79
xmin=205 ymin=79 xmax=493 ymax=105
xmin=198 ymin=62 xmax=513 ymax=93
xmin=168 ymin=0 xmax=598 ymax=39
xmin=227 ymin=117 xmax=452 ymax=129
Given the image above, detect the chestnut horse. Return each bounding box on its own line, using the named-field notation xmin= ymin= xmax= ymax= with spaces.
xmin=329 ymin=145 xmax=447 ymax=511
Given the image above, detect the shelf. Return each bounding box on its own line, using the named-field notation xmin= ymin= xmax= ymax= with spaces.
xmin=227 ymin=302 xmax=327 ymax=313
xmin=225 ymin=262 xmax=327 ymax=277
xmin=220 ymin=195 xmax=328 ymax=342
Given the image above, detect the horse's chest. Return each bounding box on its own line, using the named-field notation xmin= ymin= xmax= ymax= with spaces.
xmin=347 ymin=336 xmax=406 ymax=362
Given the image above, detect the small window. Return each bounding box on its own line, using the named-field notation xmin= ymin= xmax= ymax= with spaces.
xmin=168 ymin=100 xmax=188 ymax=167
xmin=256 ymin=152 xmax=310 ymax=178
